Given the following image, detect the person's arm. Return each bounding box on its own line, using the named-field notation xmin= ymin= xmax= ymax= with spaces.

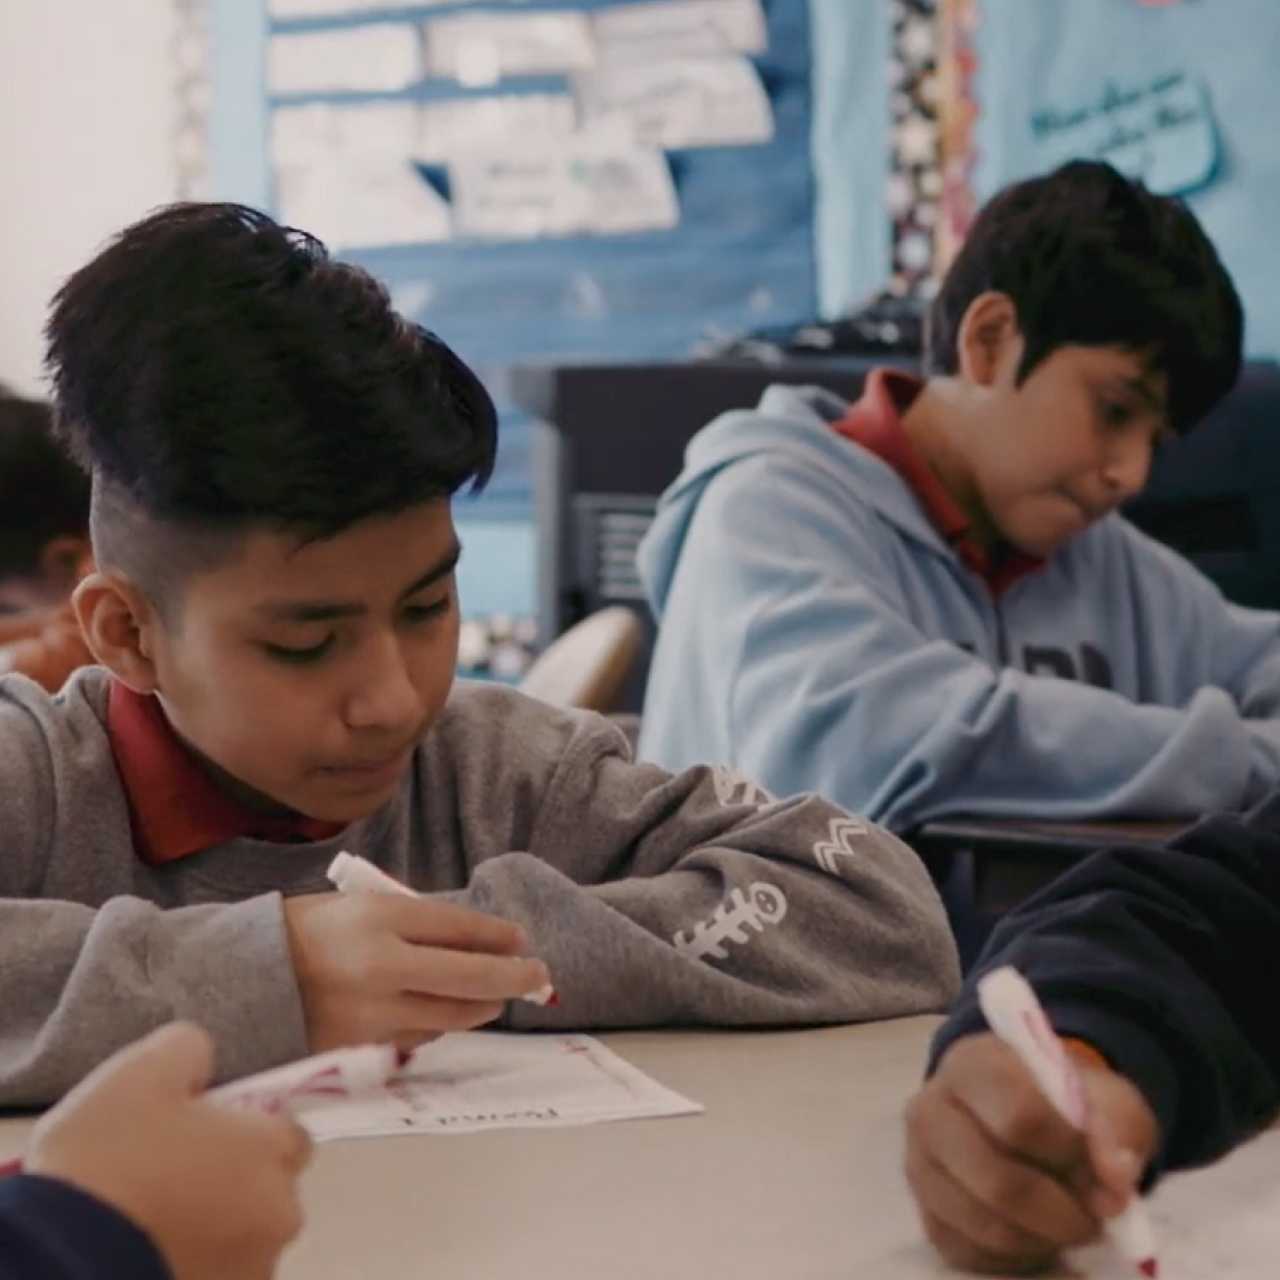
xmin=0 ymin=1176 xmax=171 ymax=1280
xmin=928 ymin=796 xmax=1280 ymax=1175
xmin=453 ymin=708 xmax=961 ymax=1029
xmin=0 ymin=894 xmax=311 ymax=1107
xmin=646 ymin=455 xmax=1263 ymax=831
xmin=0 ymin=702 xmax=310 ymax=1107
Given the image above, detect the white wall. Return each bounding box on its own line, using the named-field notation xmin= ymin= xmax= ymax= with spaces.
xmin=0 ymin=1 xmax=179 ymax=395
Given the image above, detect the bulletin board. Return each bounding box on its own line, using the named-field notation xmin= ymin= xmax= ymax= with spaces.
xmin=264 ymin=0 xmax=817 ymax=519
xmin=967 ymin=0 xmax=1280 ymax=358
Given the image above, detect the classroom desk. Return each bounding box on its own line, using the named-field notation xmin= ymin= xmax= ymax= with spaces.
xmin=913 ymin=816 xmax=1189 ymax=910
xmin=911 ymin=817 xmax=1190 ymax=969
xmin=2 ymin=1015 xmax=1277 ymax=1279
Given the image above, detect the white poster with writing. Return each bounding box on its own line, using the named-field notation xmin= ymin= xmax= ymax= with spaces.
xmin=592 ymin=0 xmax=768 ymax=62
xmin=574 ymin=55 xmax=774 ymax=150
xmin=450 ymin=136 xmax=679 ymax=239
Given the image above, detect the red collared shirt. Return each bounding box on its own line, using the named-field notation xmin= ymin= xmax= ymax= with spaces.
xmin=832 ymin=367 xmax=1043 ymax=597
xmin=107 ymin=681 xmax=344 ymax=865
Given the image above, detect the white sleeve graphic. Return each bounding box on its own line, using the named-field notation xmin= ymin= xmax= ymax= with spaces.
xmin=812 ymin=817 xmax=868 ymax=878
xmin=711 ymin=766 xmax=774 ymax=808
xmin=672 ymin=881 xmax=788 ymax=962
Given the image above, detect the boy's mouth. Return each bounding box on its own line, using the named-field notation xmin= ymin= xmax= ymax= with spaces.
xmin=319 ymin=745 xmax=416 ymax=784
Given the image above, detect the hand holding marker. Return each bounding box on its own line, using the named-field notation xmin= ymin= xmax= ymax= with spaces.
xmin=0 ymin=1041 xmax=402 ymax=1178
xmin=977 ymin=966 xmax=1159 ymax=1279
xmin=326 ymin=850 xmax=558 ymax=1006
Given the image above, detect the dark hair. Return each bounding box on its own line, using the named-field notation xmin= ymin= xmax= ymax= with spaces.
xmin=926 ymin=160 xmax=1243 ymax=434
xmin=45 ymin=203 xmax=496 ymax=545
xmin=0 ymin=385 xmax=90 ymax=580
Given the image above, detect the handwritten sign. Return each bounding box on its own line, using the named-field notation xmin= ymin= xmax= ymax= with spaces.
xmin=1029 ymin=71 xmax=1217 ymax=194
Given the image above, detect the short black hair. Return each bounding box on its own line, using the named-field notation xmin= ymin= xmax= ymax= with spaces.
xmin=0 ymin=385 xmax=90 ymax=581
xmin=45 ymin=203 xmax=495 ymax=598
xmin=926 ymin=160 xmax=1243 ymax=435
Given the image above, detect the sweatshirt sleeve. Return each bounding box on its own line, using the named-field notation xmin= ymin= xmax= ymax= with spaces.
xmin=0 ymin=896 xmax=310 ymax=1107
xmin=0 ymin=698 xmax=309 ymax=1108
xmin=926 ymin=795 xmax=1280 ymax=1178
xmin=646 ymin=455 xmax=1268 ymax=831
xmin=0 ymin=1175 xmax=170 ymax=1280
xmin=455 ymin=712 xmax=960 ymax=1029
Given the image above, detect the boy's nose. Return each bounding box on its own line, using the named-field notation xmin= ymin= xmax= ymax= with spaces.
xmin=1102 ymin=439 xmax=1152 ymax=501
xmin=343 ymin=635 xmax=422 ymax=733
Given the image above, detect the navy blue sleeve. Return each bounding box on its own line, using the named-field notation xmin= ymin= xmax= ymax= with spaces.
xmin=0 ymin=1175 xmax=170 ymax=1280
xmin=928 ymin=791 xmax=1280 ymax=1178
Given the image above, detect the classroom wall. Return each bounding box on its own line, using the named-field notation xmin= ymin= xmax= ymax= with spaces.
xmin=0 ymin=1 xmax=180 ymax=395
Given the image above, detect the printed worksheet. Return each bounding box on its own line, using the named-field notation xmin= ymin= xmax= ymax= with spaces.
xmin=296 ymin=1032 xmax=703 ymax=1141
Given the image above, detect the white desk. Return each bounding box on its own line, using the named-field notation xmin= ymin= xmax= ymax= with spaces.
xmin=2 ymin=1016 xmax=1277 ymax=1279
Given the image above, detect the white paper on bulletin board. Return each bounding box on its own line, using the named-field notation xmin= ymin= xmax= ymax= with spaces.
xmin=271 ymin=0 xmax=459 ymax=14
xmin=269 ymin=24 xmax=421 ymax=94
xmin=449 ymin=136 xmax=679 ymax=239
xmin=424 ymin=11 xmax=596 ymax=87
xmin=273 ymin=101 xmax=424 ymax=165
xmin=574 ymin=55 xmax=774 ymax=150
xmin=1029 ymin=70 xmax=1218 ymax=195
xmin=272 ymin=95 xmax=577 ymax=169
xmin=416 ymin=94 xmax=577 ymax=163
xmin=276 ymin=156 xmax=451 ymax=249
xmin=592 ymin=0 xmax=767 ymax=62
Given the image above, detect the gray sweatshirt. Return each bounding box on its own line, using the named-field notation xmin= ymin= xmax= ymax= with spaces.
xmin=0 ymin=668 xmax=959 ymax=1105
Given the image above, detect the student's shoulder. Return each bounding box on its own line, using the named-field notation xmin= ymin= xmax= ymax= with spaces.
xmin=431 ymin=680 xmax=631 ymax=769
xmin=1077 ymin=514 xmax=1221 ymax=600
xmin=0 ymin=665 xmax=111 ymax=757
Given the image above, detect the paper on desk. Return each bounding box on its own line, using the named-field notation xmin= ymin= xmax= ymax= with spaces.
xmin=891 ymin=1131 xmax=1280 ymax=1277
xmin=1062 ymin=1130 xmax=1280 ymax=1278
xmin=296 ymin=1032 xmax=703 ymax=1140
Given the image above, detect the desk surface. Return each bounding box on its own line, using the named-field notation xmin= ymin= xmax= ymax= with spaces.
xmin=914 ymin=816 xmax=1189 ymax=855
xmin=2 ymin=1017 xmax=1277 ymax=1279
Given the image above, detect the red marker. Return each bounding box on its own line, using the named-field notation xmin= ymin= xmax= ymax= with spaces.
xmin=978 ymin=967 xmax=1159 ymax=1279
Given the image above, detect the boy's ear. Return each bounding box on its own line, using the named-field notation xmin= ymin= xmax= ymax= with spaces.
xmin=955 ymin=291 xmax=1022 ymax=387
xmin=37 ymin=535 xmax=93 ymax=592
xmin=71 ymin=571 xmax=160 ymax=693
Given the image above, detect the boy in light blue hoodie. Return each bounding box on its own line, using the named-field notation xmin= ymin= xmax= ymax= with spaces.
xmin=638 ymin=160 xmax=1278 ymax=832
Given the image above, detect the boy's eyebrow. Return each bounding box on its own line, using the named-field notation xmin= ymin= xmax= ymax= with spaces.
xmin=254 ymin=541 xmax=463 ymax=623
xmin=1120 ymin=376 xmax=1166 ymax=411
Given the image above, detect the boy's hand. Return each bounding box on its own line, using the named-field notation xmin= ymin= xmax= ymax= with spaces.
xmin=26 ymin=1023 xmax=311 ymax=1280
xmin=904 ymin=1032 xmax=1159 ymax=1274
xmin=283 ymin=891 xmax=550 ymax=1054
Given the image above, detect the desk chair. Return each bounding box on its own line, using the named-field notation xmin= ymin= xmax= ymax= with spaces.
xmin=911 ymin=817 xmax=1189 ymax=971
xmin=517 ymin=605 xmax=643 ymax=713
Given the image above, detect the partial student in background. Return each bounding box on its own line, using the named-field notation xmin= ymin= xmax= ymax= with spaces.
xmin=0 ymin=385 xmax=95 ymax=690
xmin=904 ymin=795 xmax=1280 ymax=1273
xmin=636 ymin=160 xmax=1275 ymax=833
xmin=1 ymin=1022 xmax=309 ymax=1280
xmin=0 ymin=202 xmax=958 ymax=1108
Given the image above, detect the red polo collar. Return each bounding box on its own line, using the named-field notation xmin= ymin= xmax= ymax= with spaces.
xmin=106 ymin=681 xmax=344 ymax=865
xmin=832 ymin=368 xmax=1044 ymax=597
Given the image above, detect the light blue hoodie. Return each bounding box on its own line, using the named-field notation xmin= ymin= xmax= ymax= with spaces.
xmin=636 ymin=384 xmax=1280 ymax=831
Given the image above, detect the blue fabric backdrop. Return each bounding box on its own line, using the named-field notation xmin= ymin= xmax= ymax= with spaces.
xmin=974 ymin=0 xmax=1280 ymax=358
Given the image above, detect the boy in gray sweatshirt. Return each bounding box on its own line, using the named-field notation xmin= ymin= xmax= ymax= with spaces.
xmin=1 ymin=203 xmax=958 ymax=1107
